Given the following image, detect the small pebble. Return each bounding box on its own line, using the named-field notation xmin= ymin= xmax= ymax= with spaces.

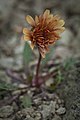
xmin=50 ymin=101 xmax=56 ymax=114
xmin=35 ymin=112 xmax=41 ymax=120
xmin=34 ymin=98 xmax=42 ymax=105
xmin=56 ymin=107 xmax=66 ymax=115
xmin=55 ymin=104 xmax=59 ymax=109
xmin=0 ymin=105 xmax=13 ymax=118
xmin=26 ymin=114 xmax=31 ymax=118
xmin=52 ymin=114 xmax=61 ymax=120
xmin=57 ymin=99 xmax=62 ymax=104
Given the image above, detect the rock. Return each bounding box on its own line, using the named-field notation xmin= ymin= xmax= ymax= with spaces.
xmin=15 ymin=108 xmax=34 ymax=120
xmin=34 ymin=112 xmax=42 ymax=120
xmin=41 ymin=101 xmax=56 ymax=119
xmin=52 ymin=114 xmax=61 ymax=120
xmin=50 ymin=101 xmax=56 ymax=114
xmin=0 ymin=105 xmax=14 ymax=118
xmin=12 ymin=102 xmax=18 ymax=111
xmin=55 ymin=104 xmax=59 ymax=109
xmin=56 ymin=107 xmax=66 ymax=115
xmin=41 ymin=104 xmax=51 ymax=119
xmin=34 ymin=97 xmax=42 ymax=105
xmin=1 ymin=117 xmax=15 ymax=120
xmin=45 ymin=78 xmax=54 ymax=87
xmin=0 ymin=118 xmax=14 ymax=120
xmin=16 ymin=108 xmax=42 ymax=120
xmin=57 ymin=99 xmax=62 ymax=104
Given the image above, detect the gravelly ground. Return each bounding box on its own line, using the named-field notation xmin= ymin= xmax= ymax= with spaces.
xmin=0 ymin=0 xmax=80 ymax=120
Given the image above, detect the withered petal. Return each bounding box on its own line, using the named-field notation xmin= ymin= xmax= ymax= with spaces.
xmin=53 ymin=15 xmax=60 ymax=20
xmin=23 ymin=35 xmax=31 ymax=41
xmin=55 ymin=20 xmax=65 ymax=27
xmin=48 ymin=15 xmax=61 ymax=29
xmin=49 ymin=40 xmax=56 ymax=44
xmin=46 ymin=14 xmax=53 ymax=23
xmin=26 ymin=15 xmax=35 ymax=26
xmin=39 ymin=15 xmax=43 ymax=22
xmin=39 ymin=48 xmax=46 ymax=58
xmin=38 ymin=45 xmax=49 ymax=58
xmin=51 ymin=31 xmax=60 ymax=38
xmin=43 ymin=9 xmax=50 ymax=19
xmin=40 ymin=52 xmax=45 ymax=58
xmin=35 ymin=16 xmax=39 ymax=25
xmin=54 ymin=27 xmax=65 ymax=34
xmin=23 ymin=28 xmax=31 ymax=35
xmin=30 ymin=42 xmax=35 ymax=50
xmin=44 ymin=45 xmax=49 ymax=52
xmin=59 ymin=20 xmax=65 ymax=26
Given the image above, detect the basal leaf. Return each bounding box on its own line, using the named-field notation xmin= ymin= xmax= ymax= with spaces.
xmin=21 ymin=95 xmax=32 ymax=108
xmin=23 ymin=42 xmax=34 ymax=64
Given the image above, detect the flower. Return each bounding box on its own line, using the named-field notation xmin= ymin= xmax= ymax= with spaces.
xmin=23 ymin=9 xmax=65 ymax=58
